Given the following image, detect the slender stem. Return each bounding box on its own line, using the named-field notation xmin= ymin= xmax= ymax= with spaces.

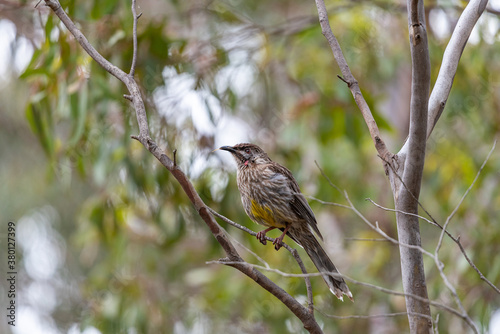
xmin=313 ymin=0 xmax=390 ymax=160
xmin=130 ymin=0 xmax=139 ymax=76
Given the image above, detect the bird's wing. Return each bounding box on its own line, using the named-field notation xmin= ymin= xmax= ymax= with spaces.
xmin=269 ymin=163 xmax=323 ymax=241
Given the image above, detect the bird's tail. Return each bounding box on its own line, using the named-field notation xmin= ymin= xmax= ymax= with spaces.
xmin=288 ymin=225 xmax=353 ymax=302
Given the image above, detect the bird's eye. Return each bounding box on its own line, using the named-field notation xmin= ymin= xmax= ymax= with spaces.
xmin=245 ymin=148 xmax=251 ymax=154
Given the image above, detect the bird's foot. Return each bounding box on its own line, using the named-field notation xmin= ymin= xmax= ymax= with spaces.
xmin=273 ymin=236 xmax=284 ymax=251
xmin=273 ymin=224 xmax=291 ymax=251
xmin=256 ymin=227 xmax=277 ymax=246
xmin=256 ymin=230 xmax=268 ymax=245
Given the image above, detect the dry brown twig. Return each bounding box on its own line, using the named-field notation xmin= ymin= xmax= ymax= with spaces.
xmin=208 ymin=207 xmax=315 ymax=313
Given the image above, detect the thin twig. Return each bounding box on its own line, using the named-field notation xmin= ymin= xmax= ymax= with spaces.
xmin=130 ymin=0 xmax=139 ymax=76
xmin=366 ymin=198 xmax=435 ymax=226
xmin=435 ymin=139 xmax=497 ymax=254
xmin=433 ymin=141 xmax=499 ymax=319
xmin=344 ymin=192 xmax=435 ymax=259
xmin=291 ymin=248 xmax=315 ymax=314
xmin=434 ymin=313 xmax=440 ymax=334
xmin=314 ymin=160 xmax=342 ymax=193
xmin=220 ymin=225 xmax=271 ymax=269
xmin=208 ymin=207 xmax=275 ymax=244
xmin=313 ymin=0 xmax=390 ymax=159
xmin=316 ymin=308 xmax=433 ymax=322
xmin=378 ymin=153 xmax=440 ymax=227
xmin=208 ymin=260 xmax=469 ymax=323
xmin=344 ymin=237 xmax=392 ymax=242
xmin=314 ymin=163 xmax=435 ymax=258
xmin=456 ymin=237 xmax=500 ymax=294
xmin=336 ymin=75 xmax=349 ymax=85
xmin=376 ymin=150 xmax=500 ymax=294
xmin=207 ymin=207 xmax=315 ymax=310
xmin=314 ymin=164 xmax=482 ymax=333
xmin=306 ymin=195 xmax=351 ymax=210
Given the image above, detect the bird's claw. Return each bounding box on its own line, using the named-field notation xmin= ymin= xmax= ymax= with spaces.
xmin=256 ymin=231 xmax=267 ymax=245
xmin=273 ymin=236 xmax=284 ymax=251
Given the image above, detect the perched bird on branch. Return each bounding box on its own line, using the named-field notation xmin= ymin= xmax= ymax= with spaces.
xmin=218 ymin=143 xmax=353 ymax=302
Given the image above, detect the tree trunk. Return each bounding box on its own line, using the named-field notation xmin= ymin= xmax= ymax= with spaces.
xmin=388 ymin=1 xmax=433 ymax=332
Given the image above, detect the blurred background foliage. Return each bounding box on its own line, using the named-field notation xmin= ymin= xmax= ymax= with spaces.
xmin=1 ymin=0 xmax=499 ymax=333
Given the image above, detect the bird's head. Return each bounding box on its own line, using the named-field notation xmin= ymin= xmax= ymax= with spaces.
xmin=218 ymin=143 xmax=271 ymax=168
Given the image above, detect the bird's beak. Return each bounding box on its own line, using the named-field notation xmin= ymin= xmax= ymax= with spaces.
xmin=218 ymin=146 xmax=237 ymax=154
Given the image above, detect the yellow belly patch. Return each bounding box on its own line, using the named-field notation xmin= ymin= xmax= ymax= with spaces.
xmin=250 ymin=200 xmax=283 ymax=228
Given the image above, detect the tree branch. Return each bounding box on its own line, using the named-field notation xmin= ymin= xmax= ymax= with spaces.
xmin=313 ymin=0 xmax=391 ymax=161
xmin=308 ymin=173 xmax=479 ymax=332
xmin=130 ymin=0 xmax=140 ymax=77
xmin=435 ymin=139 xmax=496 ymax=254
xmin=426 ymin=0 xmax=488 ymax=139
xmin=208 ymin=260 xmax=471 ymax=329
xmin=315 ymin=309 xmax=437 ymax=329
xmin=208 ymin=207 xmax=315 ymax=313
xmin=42 ymin=1 xmax=150 ymax=139
xmin=435 ymin=140 xmax=499 ymax=297
xmin=370 ymin=140 xmax=500 ymax=296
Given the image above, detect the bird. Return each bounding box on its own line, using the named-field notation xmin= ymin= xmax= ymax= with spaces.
xmin=218 ymin=143 xmax=353 ymax=301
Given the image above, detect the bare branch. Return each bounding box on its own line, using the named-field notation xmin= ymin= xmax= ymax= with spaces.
xmin=343 ymin=191 xmax=435 ymax=259
xmin=366 ymin=198 xmax=436 ymax=227
xmin=306 ymin=195 xmax=351 ymax=210
xmin=378 ymin=153 xmax=441 ymax=228
xmin=456 ymin=237 xmax=500 ymax=294
xmin=42 ymin=1 xmax=150 ymax=139
xmin=208 ymin=207 xmax=315 ymax=312
xmin=435 ymin=140 xmax=499 ymax=300
xmin=435 ymin=139 xmax=496 ymax=253
xmin=208 ymin=260 xmax=473 ymax=327
xmin=314 ymin=179 xmax=474 ymax=333
xmin=313 ymin=0 xmax=391 ymax=160
xmin=427 ymin=0 xmax=488 ymax=138
xmin=401 ymin=0 xmax=430 ymax=196
xmin=130 ymin=0 xmax=139 ymax=76
xmin=369 ymin=157 xmax=500 ymax=296
xmin=316 ymin=309 xmax=434 ymax=323
xmin=315 ymin=164 xmax=481 ymax=332
xmin=344 ymin=237 xmax=391 ymax=242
